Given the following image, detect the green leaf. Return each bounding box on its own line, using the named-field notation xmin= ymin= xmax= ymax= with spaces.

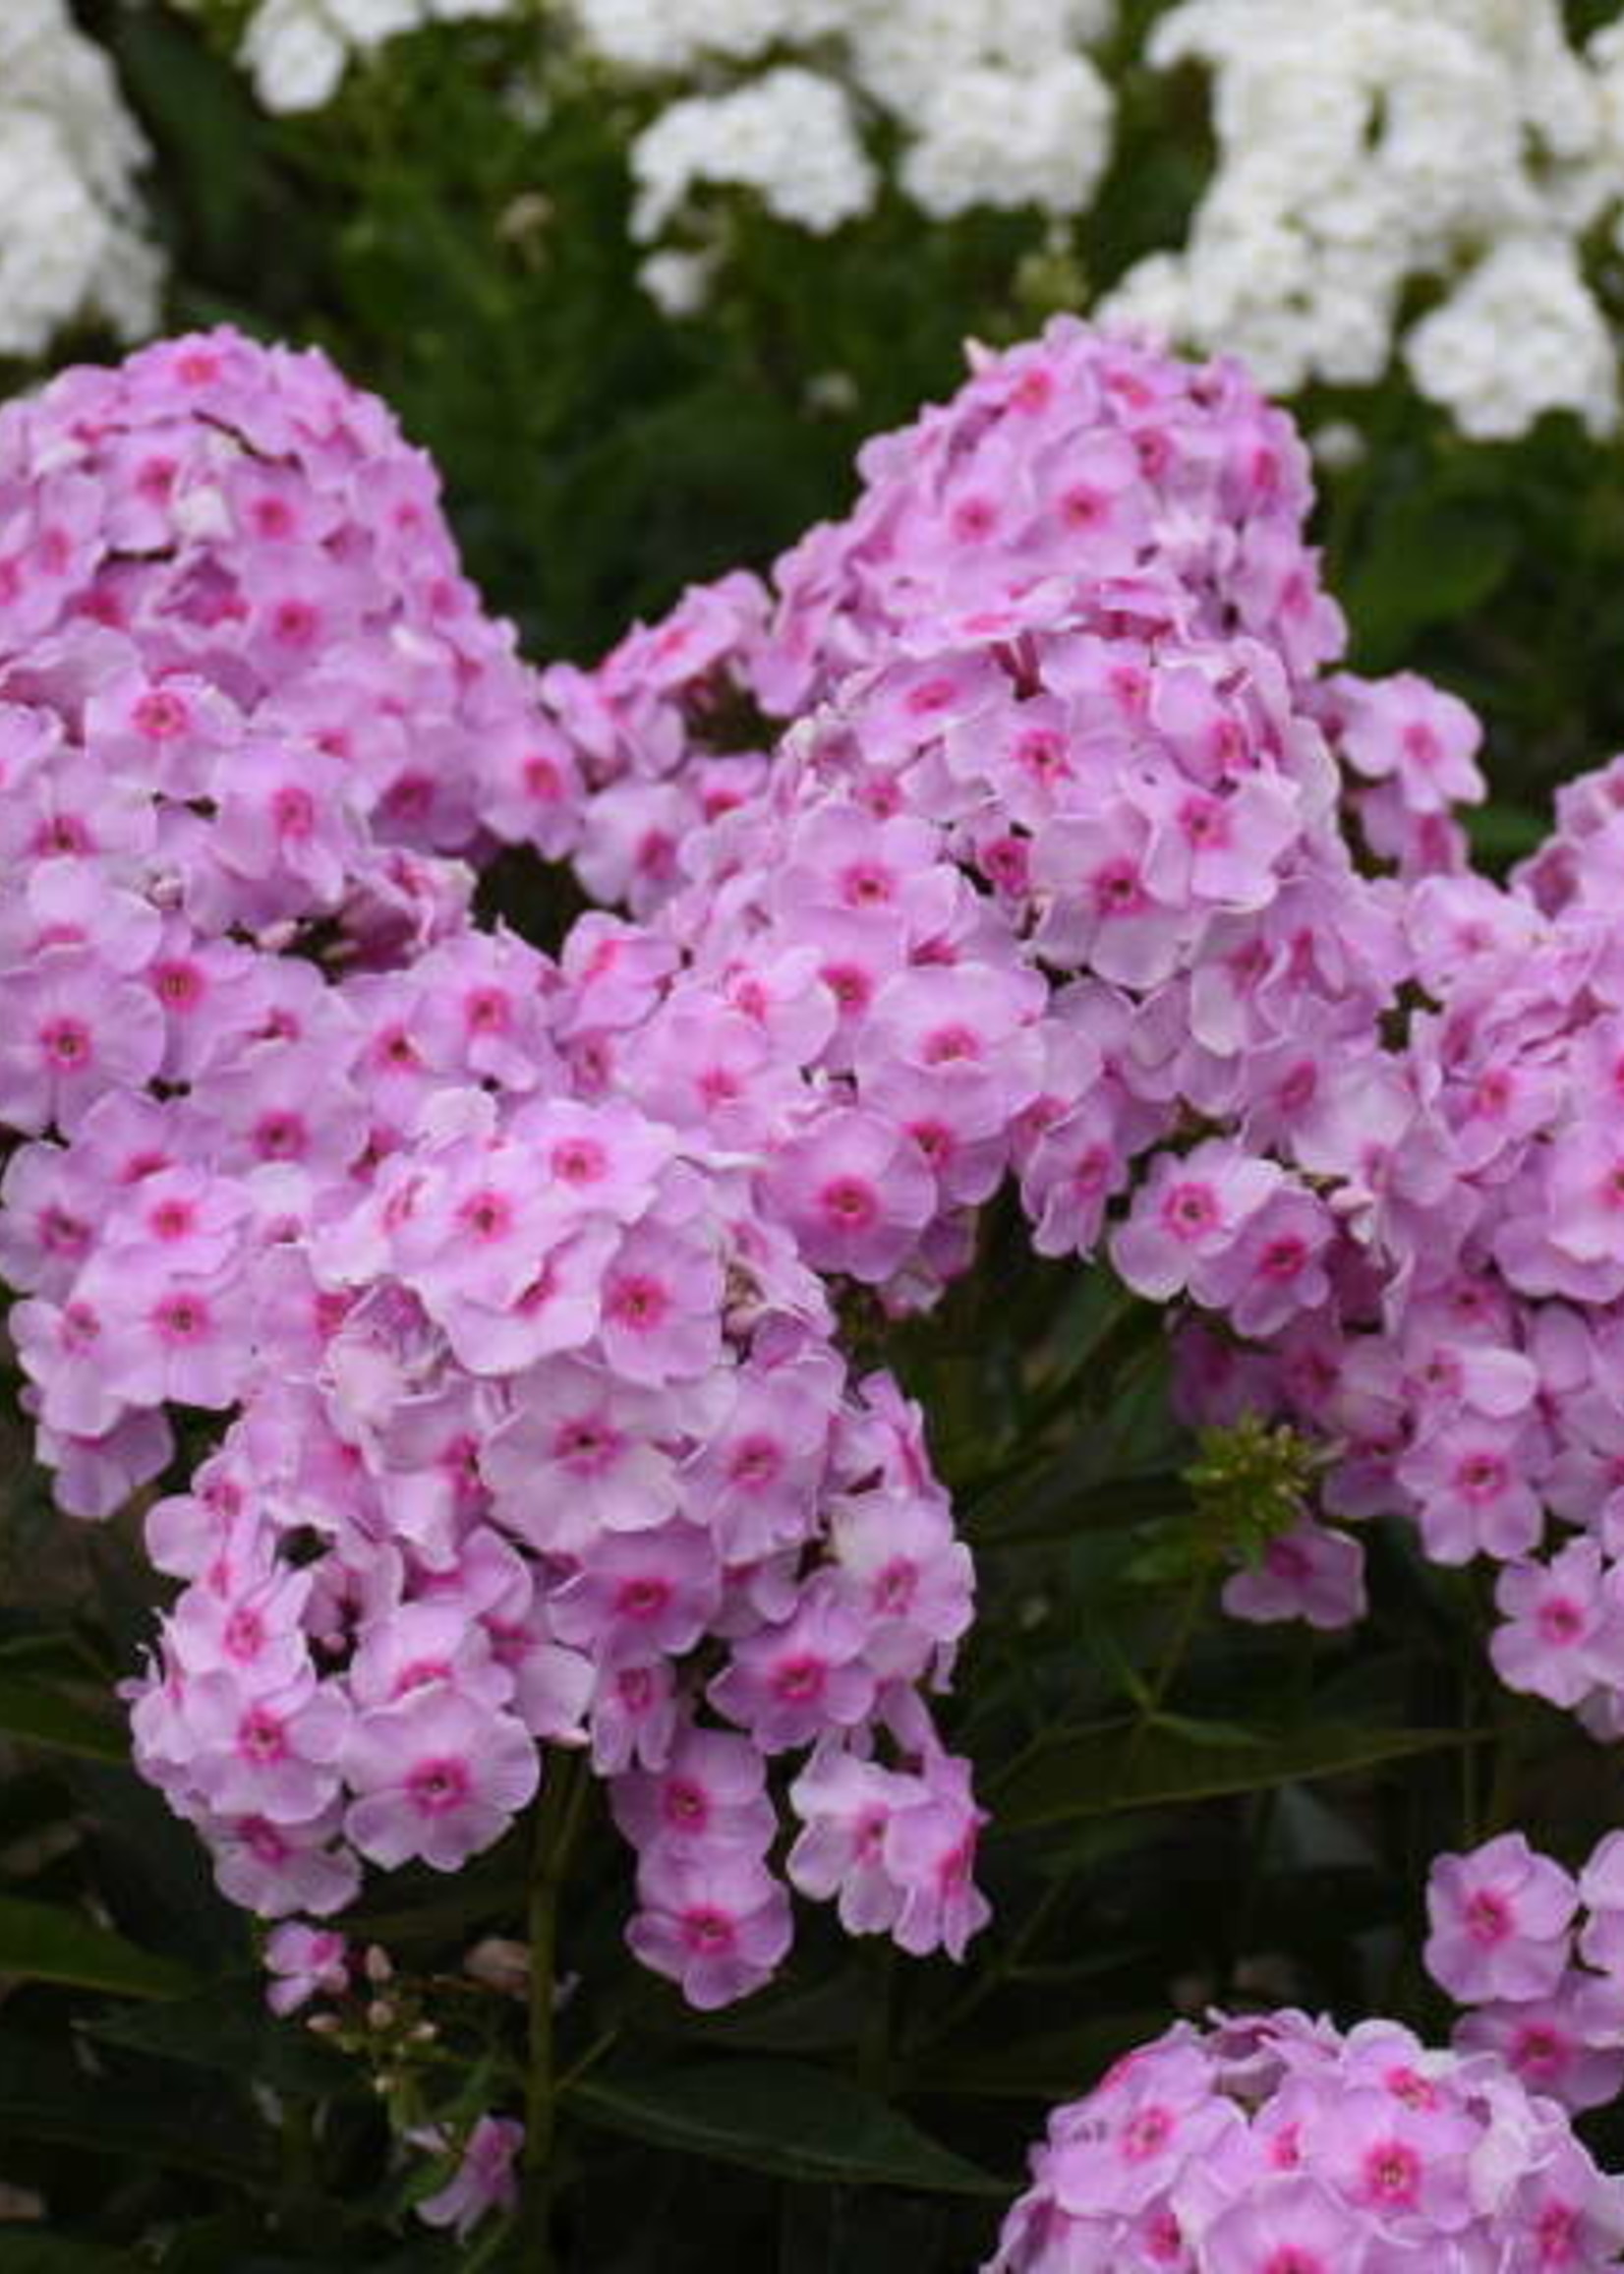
xmin=0 ymin=2240 xmax=141 ymax=2272
xmin=669 ymin=1964 xmax=873 ymax=2054
xmin=998 ymin=1720 xmax=1476 ymax=1831
xmin=570 ymin=2058 xmax=1006 ymax=2196
xmin=0 ymin=1895 xmax=196 ymax=1999
xmin=0 ymin=1678 xmax=125 ymax=1762
xmin=0 ymin=2041 xmax=267 ymax=2188
xmin=85 ymin=1983 xmax=354 ymax=2097
xmin=1345 ymin=495 xmax=1516 ymax=668
xmin=976 ymin=1473 xmax=1190 ymax=1548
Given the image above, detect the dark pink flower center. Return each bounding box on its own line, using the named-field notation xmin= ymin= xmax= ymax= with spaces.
xmin=154 ymin=1292 xmax=210 ymax=1344
xmin=608 ymin=1274 xmax=669 ymax=1332
xmin=617 ymin=1577 xmax=671 ymax=1621
xmin=552 ymin=1138 xmax=607 ymax=1186
xmin=1537 ymin=1597 xmax=1586 ymax=1646
xmin=223 ymin=1607 xmax=265 ymax=1662
xmin=237 ymin=1708 xmax=287 ymax=1766
xmin=819 ymin=1177 xmax=878 ymax=1232
xmin=681 ymin=1906 xmax=736 ymax=1953
xmin=408 ymin=1757 xmax=471 ymax=1815
xmin=1120 ymin=2106 xmax=1173 ymax=2162
xmin=728 ymin=1436 xmax=783 ymax=1490
xmin=773 ymin=1656 xmax=826 ymax=1704
xmin=1162 ymin=1181 xmax=1220 ymax=1240
xmin=664 ymin=1778 xmax=708 ymax=1831
xmin=39 ymin=1015 xmax=92 ymax=1068
xmin=1465 ymin=1888 xmax=1513 ymax=1945
xmin=1362 ymin=2138 xmax=1421 ymax=2206
xmin=1093 ymin=857 xmax=1147 ymax=917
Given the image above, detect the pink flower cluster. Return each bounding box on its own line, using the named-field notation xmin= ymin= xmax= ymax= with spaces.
xmin=0 ymin=326 xmax=548 ymax=1514
xmin=1425 ymin=1833 xmax=1624 ymax=2116
xmin=529 ymin=316 xmax=1490 ymax=1625
xmin=7 ymin=309 xmax=1624 ymax=2022
xmin=986 ymin=2006 xmax=1624 ymax=2272
xmin=540 ymin=311 xmax=1624 ymax=1727
xmin=0 ymin=328 xmax=983 ymax=2006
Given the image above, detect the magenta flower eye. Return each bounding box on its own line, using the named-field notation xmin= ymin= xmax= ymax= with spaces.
xmin=818 ymin=1177 xmax=877 ymax=1229
xmin=407 ymin=1758 xmax=471 ymax=1816
xmin=38 ymin=1016 xmax=91 ymax=1066
xmin=727 ymin=1436 xmax=783 ymax=1488
xmin=236 ymin=1708 xmax=287 ymax=1766
xmin=271 ymin=785 xmax=316 ymax=839
xmin=1092 ymin=858 xmax=1145 ymax=915
xmin=251 ymin=496 xmax=295 ymax=540
xmin=551 ymin=1138 xmax=606 ymax=1184
xmin=223 ymin=1607 xmax=265 ymax=1662
xmin=1119 ymin=2106 xmax=1173 ymax=2161
xmin=664 ymin=1780 xmax=707 ymax=1830
xmin=34 ymin=813 xmax=90 ymax=854
xmin=153 ymin=960 xmax=204 ymax=1007
xmin=270 ymin=599 xmax=319 ymax=647
xmin=1537 ymin=1598 xmax=1586 ymax=1646
xmin=1464 ymin=1890 xmax=1513 ymax=1945
xmin=252 ymin=1112 xmax=307 ymax=1160
xmin=772 ymin=1657 xmax=825 ymax=1704
xmin=920 ymin=1022 xmax=980 ymax=1064
xmin=458 ymin=1190 xmax=514 ymax=1241
xmin=153 ymin=1293 xmax=209 ymax=1344
xmin=680 ymin=1907 xmax=735 ymax=1955
xmin=464 ymin=988 xmax=511 ymax=1033
xmin=1361 ymin=2139 xmax=1421 ymax=2205
xmin=607 ymin=1274 xmax=668 ymax=1329
xmin=616 ymin=1577 xmax=671 ymax=1620
xmin=872 ymin=1559 xmax=916 ymax=1614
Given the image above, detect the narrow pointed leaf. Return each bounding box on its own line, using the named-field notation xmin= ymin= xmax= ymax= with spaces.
xmin=0 ymin=1895 xmax=196 ymax=1999
xmin=571 ymin=2058 xmax=1006 ymax=2195
xmin=0 ymin=1677 xmax=125 ymax=1762
xmin=998 ymin=1720 xmax=1476 ymax=1830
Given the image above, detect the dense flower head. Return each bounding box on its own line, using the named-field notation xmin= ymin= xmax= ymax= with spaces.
xmin=96 ymin=904 xmax=985 ymax=1995
xmin=517 ymin=312 xmax=1624 ymax=1766
xmin=0 ymin=324 xmax=987 ymax=2008
xmin=18 ymin=312 xmax=1624 ymax=2024
xmin=986 ymin=2006 xmax=1624 ymax=2271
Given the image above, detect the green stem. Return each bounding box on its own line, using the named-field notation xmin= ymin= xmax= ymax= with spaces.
xmin=921 ymin=1876 xmax=1067 ymax=2052
xmin=515 ymin=1753 xmax=590 ymax=2271
xmin=1126 ymin=1561 xmax=1211 ymax=1763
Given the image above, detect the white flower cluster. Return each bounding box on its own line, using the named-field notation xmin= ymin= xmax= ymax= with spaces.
xmin=1100 ymin=0 xmax=1624 ymax=439
xmin=238 ymin=0 xmax=513 ymax=117
xmin=629 ymin=66 xmax=877 ymax=243
xmin=609 ymin=0 xmax=1117 ymax=250
xmin=37 ymin=0 xmax=1624 ymax=446
xmin=0 ymin=0 xmax=163 ymax=363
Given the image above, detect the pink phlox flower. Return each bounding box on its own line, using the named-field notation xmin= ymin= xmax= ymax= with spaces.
xmin=1112 ymin=1139 xmax=1283 ymax=1304
xmin=1222 ymin=1523 xmax=1366 ymax=1633
xmin=343 ymin=1685 xmax=539 ymax=1872
xmin=413 ymin=2114 xmax=524 ymax=2240
xmin=263 ymin=1919 xmax=349 ymax=2016
xmin=626 ymin=1841 xmax=792 ymax=2011
xmin=1424 ymin=1836 xmax=1578 ymax=2005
